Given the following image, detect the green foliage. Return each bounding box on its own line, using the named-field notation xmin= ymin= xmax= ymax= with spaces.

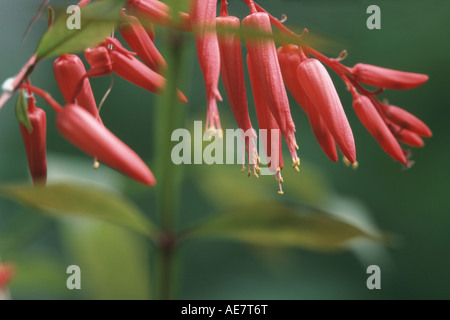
xmin=0 ymin=183 xmax=156 ymax=238
xmin=36 ymin=0 xmax=124 ymax=60
xmin=61 ymin=219 xmax=152 ymax=300
xmin=186 ymin=202 xmax=384 ymax=251
xmin=15 ymin=90 xmax=32 ymax=132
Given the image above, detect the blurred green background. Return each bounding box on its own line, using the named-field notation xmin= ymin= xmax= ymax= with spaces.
xmin=0 ymin=0 xmax=449 ymax=299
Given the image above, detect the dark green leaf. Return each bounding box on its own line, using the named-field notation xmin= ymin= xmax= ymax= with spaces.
xmin=36 ymin=0 xmax=124 ymax=60
xmin=15 ymin=90 xmax=32 ymax=132
xmin=0 ymin=183 xmax=156 ymax=238
xmin=186 ymin=203 xmax=386 ymax=251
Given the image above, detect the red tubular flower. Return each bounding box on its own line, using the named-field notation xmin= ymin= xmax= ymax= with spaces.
xmin=53 ymin=54 xmax=100 ymax=121
xmin=84 ymin=39 xmax=187 ymax=103
xmin=0 ymin=263 xmax=14 ymax=289
xmin=297 ymin=58 xmax=356 ymax=163
xmin=126 ymin=0 xmax=191 ymax=32
xmin=380 ymin=104 xmax=432 ymax=137
xmin=216 ymin=13 xmax=259 ymax=172
xmin=110 ymin=49 xmax=187 ymax=103
xmin=390 ymin=124 xmax=424 ymax=147
xmin=351 ymin=91 xmax=406 ymax=163
xmin=56 ymin=104 xmax=156 ymax=186
xmin=243 ymin=11 xmax=299 ymax=168
xmin=119 ymin=10 xmax=167 ymax=72
xmin=248 ymin=55 xmax=284 ymax=192
xmin=351 ymin=63 xmax=429 ymax=90
xmin=277 ymin=45 xmax=338 ymax=162
xmin=19 ymin=96 xmax=47 ymax=186
xmin=189 ymin=0 xmax=222 ymax=132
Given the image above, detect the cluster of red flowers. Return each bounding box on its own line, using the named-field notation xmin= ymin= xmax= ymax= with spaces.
xmin=2 ymin=0 xmax=431 ymax=192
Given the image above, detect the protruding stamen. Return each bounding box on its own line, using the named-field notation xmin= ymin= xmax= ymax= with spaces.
xmin=343 ymin=156 xmax=351 ymax=167
xmin=93 ymin=160 xmax=100 ymax=169
xmin=292 ymin=157 xmax=300 ymax=172
xmin=352 ymin=161 xmax=359 ymax=169
xmin=275 ymin=170 xmax=284 ymax=194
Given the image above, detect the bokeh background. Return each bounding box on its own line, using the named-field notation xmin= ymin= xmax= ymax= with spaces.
xmin=0 ymin=0 xmax=449 ymax=299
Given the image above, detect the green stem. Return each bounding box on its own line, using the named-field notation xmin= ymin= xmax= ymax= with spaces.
xmin=154 ymin=28 xmax=187 ymax=300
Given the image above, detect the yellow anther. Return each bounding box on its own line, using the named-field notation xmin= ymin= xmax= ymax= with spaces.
xmin=279 ymin=177 xmax=284 ymax=183
xmin=93 ymin=161 xmax=100 ymax=169
xmin=241 ymin=166 xmax=246 ymax=173
xmin=294 ymin=165 xmax=300 ymax=173
xmin=278 ymin=190 xmax=284 ymax=195
xmin=352 ymin=161 xmax=359 ymax=170
xmin=342 ymin=156 xmax=351 ymax=167
xmin=256 ymin=166 xmax=261 ymax=174
xmin=253 ymin=172 xmax=259 ymax=179
xmin=294 ymin=143 xmax=299 ymax=150
xmin=247 ymin=171 xmax=251 ymax=177
xmin=277 ymin=167 xmax=281 ymax=172
xmin=257 ymin=157 xmax=261 ymax=164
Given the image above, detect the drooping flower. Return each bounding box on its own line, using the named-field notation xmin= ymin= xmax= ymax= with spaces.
xmin=247 ymin=55 xmax=284 ymax=193
xmin=380 ymin=104 xmax=432 ymax=137
xmin=56 ymin=104 xmax=156 ymax=186
xmin=19 ymin=95 xmax=47 ymax=185
xmin=351 ymin=89 xmax=406 ymax=163
xmin=297 ymin=58 xmax=356 ymax=163
xmin=350 ymin=63 xmax=429 ymax=90
xmin=243 ymin=10 xmax=299 ymax=170
xmin=216 ymin=9 xmax=259 ymax=174
xmin=119 ymin=10 xmax=167 ymax=72
xmin=189 ymin=0 xmax=223 ymax=133
xmin=277 ymin=45 xmax=338 ymax=162
xmin=390 ymin=124 xmax=424 ymax=148
xmin=84 ymin=38 xmax=187 ymax=103
xmin=126 ymin=0 xmax=191 ymax=32
xmin=53 ymin=54 xmax=101 ymax=121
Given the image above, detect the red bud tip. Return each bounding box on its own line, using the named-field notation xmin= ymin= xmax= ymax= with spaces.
xmin=277 ymin=45 xmax=338 ymax=162
xmin=19 ymin=97 xmax=47 ymax=186
xmin=0 ymin=263 xmax=15 ymax=289
xmin=56 ymin=104 xmax=156 ymax=186
xmin=298 ymin=58 xmax=356 ymax=163
xmin=353 ymin=95 xmax=406 ymax=164
xmin=53 ymin=54 xmax=100 ymax=121
xmin=381 ymin=104 xmax=432 ymax=138
xmin=352 ymin=63 xmax=429 ymax=90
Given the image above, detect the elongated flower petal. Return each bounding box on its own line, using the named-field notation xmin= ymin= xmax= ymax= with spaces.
xmin=243 ymin=12 xmax=299 ymax=165
xmin=56 ymin=104 xmax=156 ymax=186
xmin=277 ymin=45 xmax=338 ymax=162
xmin=297 ymin=58 xmax=356 ymax=163
xmin=119 ymin=11 xmax=167 ymax=72
xmin=351 ymin=63 xmax=428 ymax=90
xmin=247 ymin=55 xmax=283 ymax=174
xmin=126 ymin=0 xmax=191 ymax=31
xmin=19 ymin=97 xmax=47 ymax=185
xmin=381 ymin=104 xmax=432 ymax=137
xmin=391 ymin=124 xmax=424 ymax=147
xmin=352 ymin=94 xmax=406 ymax=163
xmin=109 ymin=50 xmax=187 ymax=103
xmin=189 ymin=0 xmax=222 ymax=132
xmin=53 ymin=54 xmax=100 ymax=120
xmin=217 ymin=15 xmax=258 ymax=170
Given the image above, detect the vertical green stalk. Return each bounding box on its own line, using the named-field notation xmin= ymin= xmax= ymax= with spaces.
xmin=154 ymin=27 xmax=187 ymax=300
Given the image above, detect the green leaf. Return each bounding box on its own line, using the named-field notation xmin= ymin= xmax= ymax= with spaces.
xmin=36 ymin=0 xmax=124 ymax=60
xmin=186 ymin=203 xmax=386 ymax=251
xmin=15 ymin=90 xmax=32 ymax=132
xmin=193 ymin=160 xmax=331 ymax=207
xmin=61 ymin=218 xmax=152 ymax=299
xmin=0 ymin=183 xmax=156 ymax=238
